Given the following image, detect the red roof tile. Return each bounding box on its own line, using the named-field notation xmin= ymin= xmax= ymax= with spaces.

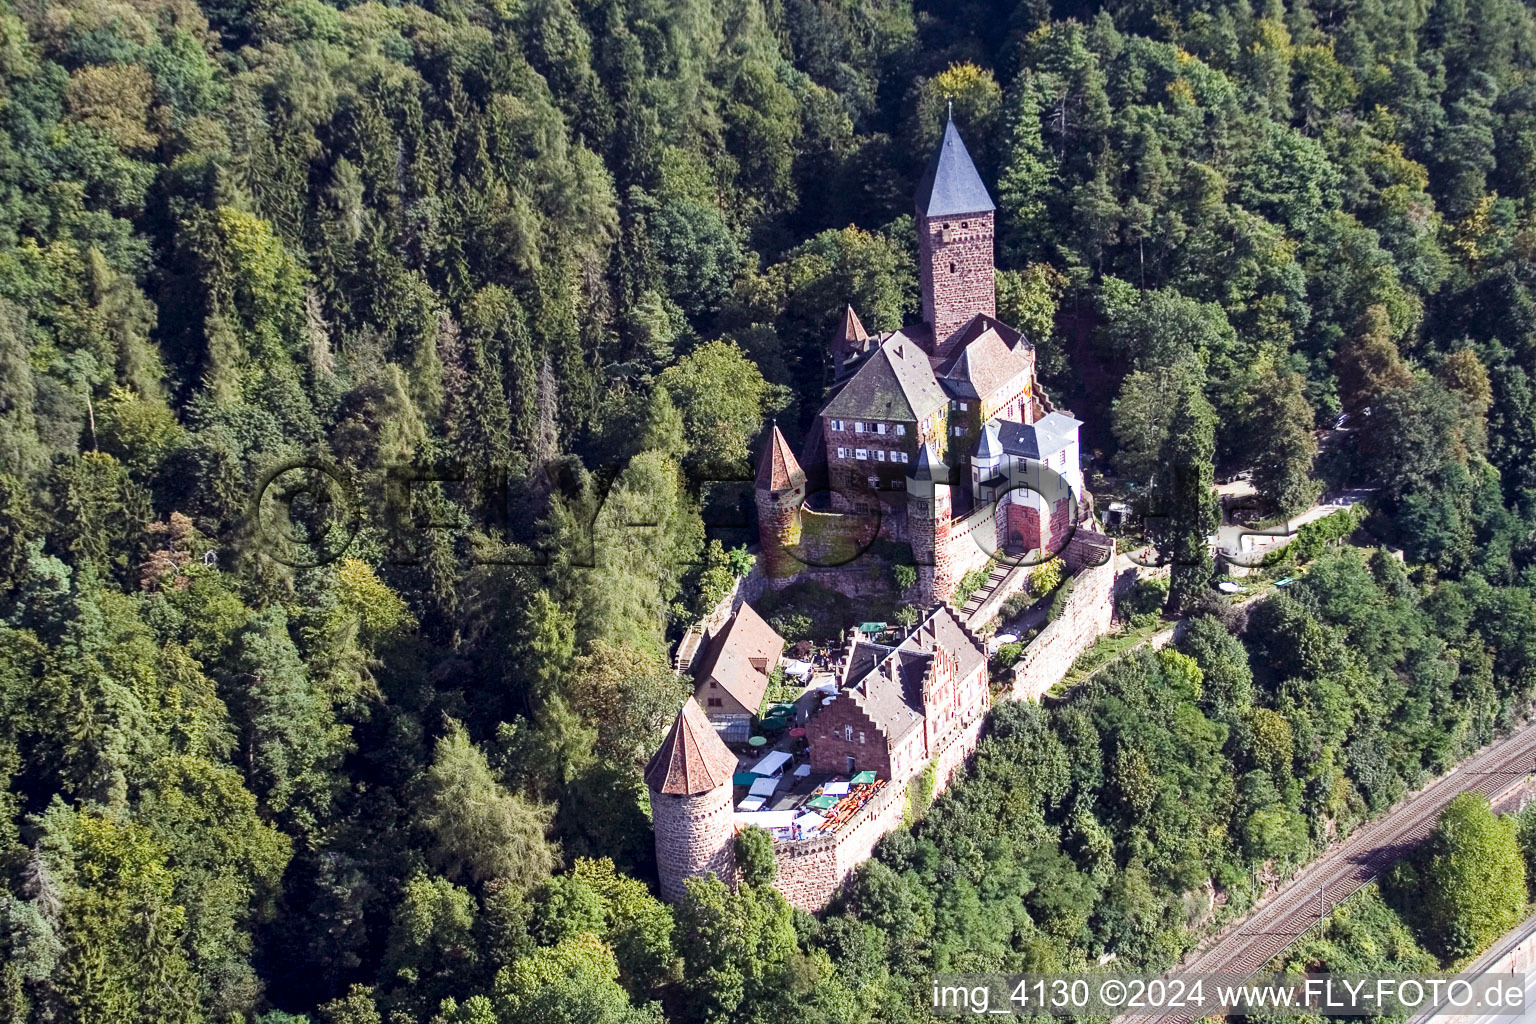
xmin=644 ymin=697 xmax=738 ymax=795
xmin=755 ymin=423 xmax=805 ymax=493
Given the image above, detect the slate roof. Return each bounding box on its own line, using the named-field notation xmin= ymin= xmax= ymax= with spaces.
xmin=822 ymin=333 xmax=947 ymax=422
xmin=756 ymin=423 xmax=805 ymax=493
xmin=909 ymin=441 xmax=949 ymax=483
xmin=693 ymin=604 xmax=785 ymax=714
xmin=645 ymin=697 xmax=738 ymax=795
xmin=915 ymin=118 xmax=995 ymax=218
xmin=996 ymin=411 xmax=1083 ymax=460
xmin=976 ymin=420 xmax=1002 ymax=460
xmin=938 ymin=324 xmax=1032 ymax=402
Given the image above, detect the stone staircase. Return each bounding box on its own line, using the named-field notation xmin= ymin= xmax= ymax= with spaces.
xmin=959 ymin=561 xmax=1015 ymax=620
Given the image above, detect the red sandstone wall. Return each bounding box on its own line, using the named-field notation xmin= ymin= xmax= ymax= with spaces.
xmin=919 ymin=212 xmax=996 ymax=349
xmin=652 ymin=784 xmax=735 ymax=904
xmin=1009 ymin=543 xmax=1117 ymax=701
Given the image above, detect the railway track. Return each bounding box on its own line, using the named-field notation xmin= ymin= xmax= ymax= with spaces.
xmin=1118 ymin=722 xmax=1536 ymax=1024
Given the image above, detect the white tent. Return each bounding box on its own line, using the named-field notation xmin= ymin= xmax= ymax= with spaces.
xmin=748 ymin=776 xmax=779 ymax=798
xmin=782 ymin=659 xmax=814 ymax=679
xmin=751 ymin=750 xmax=792 ymax=776
xmin=821 ymin=780 xmax=850 ymax=796
xmin=793 ymin=763 xmax=812 ymax=778
xmin=735 ymin=796 xmax=766 ymax=812
xmin=793 ymin=811 xmax=826 ymax=830
xmin=735 ymin=810 xmax=795 ymax=830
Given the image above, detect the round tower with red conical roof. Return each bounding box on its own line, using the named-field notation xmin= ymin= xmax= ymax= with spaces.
xmin=646 ymin=697 xmax=739 ymax=902
xmin=755 ymin=423 xmax=805 ymax=579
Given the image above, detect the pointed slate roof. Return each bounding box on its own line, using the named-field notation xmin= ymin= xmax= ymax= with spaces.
xmin=915 ymin=118 xmax=995 ymax=218
xmin=756 ymin=423 xmax=805 ymax=493
xmin=909 ymin=441 xmax=948 ymax=484
xmin=822 ymin=334 xmax=947 ymax=422
xmin=644 ymin=697 xmax=738 ymax=795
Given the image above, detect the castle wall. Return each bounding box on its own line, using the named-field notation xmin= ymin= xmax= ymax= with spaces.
xmin=1009 ymin=537 xmax=1117 ymax=701
xmin=651 ymin=784 xmax=735 ymax=904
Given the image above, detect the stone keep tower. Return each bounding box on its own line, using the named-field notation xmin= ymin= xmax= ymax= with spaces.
xmin=646 ymin=697 xmax=739 ymax=903
xmin=915 ymin=117 xmax=996 ymax=357
xmin=755 ymin=423 xmax=805 ymax=579
xmin=906 ymin=442 xmax=956 ymax=606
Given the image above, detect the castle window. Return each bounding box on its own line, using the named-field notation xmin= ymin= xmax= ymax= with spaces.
xmin=853 ymin=421 xmax=864 ymax=433
xmin=831 ymin=419 xmax=843 ymax=431
xmin=836 ymin=447 xmax=846 ymax=459
xmin=875 ymin=450 xmax=885 ymax=462
xmin=707 ymin=698 xmax=722 ymax=707
xmin=953 ymin=426 xmax=965 ymax=437
xmin=962 ymin=221 xmax=969 ymax=228
xmin=844 ymin=725 xmax=853 ymax=742
xmin=859 ymin=731 xmax=866 ymax=745
xmin=868 ymin=476 xmax=879 ymax=488
xmin=959 ymin=401 xmax=969 ymax=411
xmin=949 ymin=261 xmax=957 ymax=274
xmin=896 ymin=424 xmax=906 ymax=436
xmin=855 ymin=448 xmax=868 ymax=460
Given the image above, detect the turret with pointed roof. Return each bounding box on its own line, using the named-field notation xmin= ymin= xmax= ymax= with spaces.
xmin=907 ymin=442 xmax=955 ymax=605
xmin=645 ymin=697 xmax=738 ymax=795
xmin=755 ymin=424 xmax=805 ymax=578
xmin=647 ymin=697 xmax=738 ymax=902
xmin=830 ymin=304 xmax=872 ymax=380
xmin=916 ymin=117 xmax=996 ymax=355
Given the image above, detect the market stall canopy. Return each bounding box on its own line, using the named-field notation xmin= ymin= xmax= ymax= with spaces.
xmin=748 ymin=776 xmax=779 ymax=798
xmin=751 ymin=750 xmax=792 ymax=776
xmin=821 ymin=780 xmax=850 ymax=796
xmin=850 ymin=770 xmax=877 ymax=785
xmin=736 ymin=796 xmax=765 ymax=812
xmin=782 ymin=659 xmax=814 ymax=678
xmin=793 ymin=763 xmax=812 ymax=778
xmin=807 ymin=795 xmax=837 ymax=810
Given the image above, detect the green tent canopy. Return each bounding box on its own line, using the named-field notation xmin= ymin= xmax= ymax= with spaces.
xmin=807 ymin=795 xmax=838 ymax=810
xmin=857 ymin=622 xmax=887 ymax=635
xmin=733 ymin=773 xmax=756 ymax=787
xmin=850 ymin=770 xmax=877 ymax=785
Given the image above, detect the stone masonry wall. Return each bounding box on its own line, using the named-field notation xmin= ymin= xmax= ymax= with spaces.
xmin=1009 ymin=536 xmax=1116 ymax=701
xmin=652 ymin=784 xmax=735 ymax=904
xmin=919 ymin=211 xmax=996 ymax=350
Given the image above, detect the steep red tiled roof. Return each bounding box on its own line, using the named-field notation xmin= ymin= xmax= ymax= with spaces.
xmin=938 ymin=322 xmax=1031 ymax=403
xmin=644 ymin=697 xmax=737 ymax=795
xmin=693 ymin=604 xmax=785 ymax=713
xmin=831 ymin=305 xmax=871 ymax=373
xmin=755 ymin=423 xmax=805 ymax=493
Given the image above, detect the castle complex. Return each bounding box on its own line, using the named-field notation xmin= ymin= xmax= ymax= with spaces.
xmin=755 ymin=116 xmax=1090 ymax=606
xmin=647 ymin=120 xmax=1118 ymax=912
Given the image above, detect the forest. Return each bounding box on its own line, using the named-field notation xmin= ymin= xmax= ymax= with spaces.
xmin=5 ymin=0 xmax=1536 ymax=1020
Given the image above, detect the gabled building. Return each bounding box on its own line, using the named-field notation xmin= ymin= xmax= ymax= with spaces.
xmin=691 ymin=604 xmax=786 ymax=742
xmin=807 ymin=603 xmax=989 ymax=783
